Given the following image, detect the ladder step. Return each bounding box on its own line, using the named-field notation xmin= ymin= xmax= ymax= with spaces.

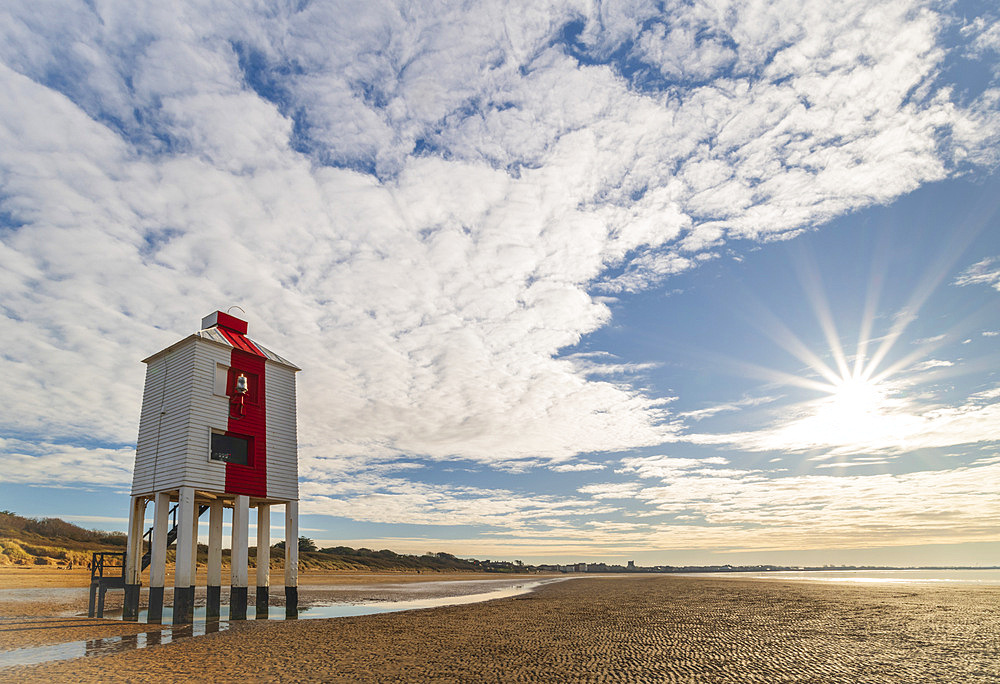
xmin=140 ymin=504 xmax=210 ymax=571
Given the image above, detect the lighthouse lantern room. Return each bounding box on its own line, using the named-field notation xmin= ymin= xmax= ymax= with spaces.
xmin=123 ymin=311 xmax=301 ymax=624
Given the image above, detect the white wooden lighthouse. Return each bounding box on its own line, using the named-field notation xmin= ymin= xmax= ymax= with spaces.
xmin=123 ymin=311 xmax=300 ymax=624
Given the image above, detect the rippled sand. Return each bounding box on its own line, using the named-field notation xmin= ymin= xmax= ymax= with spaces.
xmin=4 ymin=575 xmax=1000 ymax=682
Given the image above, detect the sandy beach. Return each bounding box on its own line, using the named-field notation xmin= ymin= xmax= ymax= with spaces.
xmin=3 ymin=570 xmax=1000 ymax=682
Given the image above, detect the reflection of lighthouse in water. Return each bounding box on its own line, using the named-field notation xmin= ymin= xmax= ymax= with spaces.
xmin=123 ymin=311 xmax=301 ymax=625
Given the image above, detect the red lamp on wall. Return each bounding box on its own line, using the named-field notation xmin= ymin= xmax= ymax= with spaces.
xmin=230 ymin=373 xmax=249 ymax=419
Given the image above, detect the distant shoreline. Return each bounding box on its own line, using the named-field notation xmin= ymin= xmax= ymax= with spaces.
xmin=667 ymin=565 xmax=1000 ymax=573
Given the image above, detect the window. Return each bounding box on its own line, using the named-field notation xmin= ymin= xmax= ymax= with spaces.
xmin=210 ymin=432 xmax=250 ymax=465
xmin=214 ymin=364 xmax=229 ymax=396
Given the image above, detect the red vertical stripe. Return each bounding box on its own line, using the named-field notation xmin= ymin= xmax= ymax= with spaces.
xmin=225 ymin=349 xmax=267 ymax=497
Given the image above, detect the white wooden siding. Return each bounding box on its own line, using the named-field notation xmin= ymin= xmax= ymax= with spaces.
xmin=132 ymin=339 xmax=197 ymax=495
xmin=176 ymin=339 xmax=230 ymax=492
xmin=265 ymin=363 xmax=299 ymax=500
xmin=131 ymin=337 xmax=229 ymax=495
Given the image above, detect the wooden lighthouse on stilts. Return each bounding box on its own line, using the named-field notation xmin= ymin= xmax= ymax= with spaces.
xmin=122 ymin=311 xmax=300 ymax=624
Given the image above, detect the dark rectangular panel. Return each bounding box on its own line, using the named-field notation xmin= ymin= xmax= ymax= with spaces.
xmin=211 ymin=433 xmax=249 ymax=465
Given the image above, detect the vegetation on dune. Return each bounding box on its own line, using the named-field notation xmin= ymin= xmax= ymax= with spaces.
xmin=0 ymin=510 xmax=125 ymax=567
xmin=297 ymin=546 xmax=483 ymax=572
xmin=0 ymin=510 xmax=126 ymax=546
xmin=258 ymin=541 xmax=491 ymax=572
xmin=0 ymin=539 xmax=96 ymax=566
xmin=0 ymin=512 xmax=522 ymax=573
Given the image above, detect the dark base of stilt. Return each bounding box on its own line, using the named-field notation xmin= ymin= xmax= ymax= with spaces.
xmin=231 ymin=586 xmax=248 ymax=620
xmin=172 ymin=586 xmax=195 ymax=624
xmin=123 ymin=584 xmax=141 ymax=621
xmin=256 ymin=585 xmax=269 ymax=619
xmin=285 ymin=586 xmax=298 ymax=619
xmin=148 ymin=586 xmax=164 ymax=624
xmin=96 ymin=585 xmax=108 ymax=617
xmin=87 ymin=584 xmax=97 ymax=618
xmin=206 ymin=585 xmax=221 ymax=619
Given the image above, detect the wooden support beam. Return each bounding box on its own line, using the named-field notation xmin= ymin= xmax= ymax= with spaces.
xmin=173 ymin=486 xmax=195 ymax=624
xmin=285 ymin=500 xmax=299 ymax=618
xmin=256 ymin=504 xmax=270 ymax=619
xmin=231 ymin=494 xmax=249 ymax=620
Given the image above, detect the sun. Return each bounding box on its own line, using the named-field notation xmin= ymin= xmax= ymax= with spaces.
xmin=828 ymin=376 xmax=887 ymax=414
xmin=755 ymin=371 xmax=908 ymax=453
xmin=799 ymin=374 xmax=892 ymax=440
xmin=708 ymin=242 xmax=974 ymax=457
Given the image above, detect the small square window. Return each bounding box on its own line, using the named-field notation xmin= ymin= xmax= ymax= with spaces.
xmin=210 ymin=432 xmax=250 ymax=465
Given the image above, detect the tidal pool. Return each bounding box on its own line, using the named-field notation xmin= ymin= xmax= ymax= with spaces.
xmin=0 ymin=577 xmax=565 ymax=668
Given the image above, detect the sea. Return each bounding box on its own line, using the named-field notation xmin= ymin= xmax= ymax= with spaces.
xmin=680 ymin=568 xmax=1000 ymax=585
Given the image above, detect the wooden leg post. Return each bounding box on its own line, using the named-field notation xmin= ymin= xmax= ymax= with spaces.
xmin=207 ymin=500 xmax=223 ymax=619
xmin=285 ymin=500 xmax=299 ymax=618
xmin=123 ymin=496 xmax=145 ymax=621
xmin=256 ymin=504 xmax=270 ymax=619
xmin=148 ymin=492 xmax=170 ymax=624
xmin=173 ymin=487 xmax=195 ymax=624
xmin=230 ymin=495 xmax=249 ymax=620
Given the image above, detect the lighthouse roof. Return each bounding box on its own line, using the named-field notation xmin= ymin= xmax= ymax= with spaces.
xmin=193 ymin=326 xmax=299 ymax=369
xmin=141 ymin=311 xmax=301 ymax=371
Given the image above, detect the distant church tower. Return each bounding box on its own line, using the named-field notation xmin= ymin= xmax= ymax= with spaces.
xmin=123 ymin=311 xmax=300 ymax=624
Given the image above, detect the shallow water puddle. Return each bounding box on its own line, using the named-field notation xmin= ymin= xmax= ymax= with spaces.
xmin=0 ymin=621 xmax=225 ymax=668
xmin=0 ymin=578 xmax=562 ymax=668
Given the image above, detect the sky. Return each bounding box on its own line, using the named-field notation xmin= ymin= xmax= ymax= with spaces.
xmin=1 ymin=0 xmax=999 ymax=567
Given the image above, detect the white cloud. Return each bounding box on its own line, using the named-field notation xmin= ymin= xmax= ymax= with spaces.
xmin=814 ymin=460 xmax=890 ymax=468
xmin=298 ymin=475 xmax=614 ymax=529
xmin=971 ymin=386 xmax=1000 ymax=401
xmin=615 ymin=455 xmax=732 ymax=479
xmin=55 ymin=515 xmax=129 ymax=524
xmin=577 ymin=482 xmax=641 ymax=499
xmin=327 ymin=459 xmax=1000 ymax=556
xmin=607 ymin=456 xmax=1000 ymax=551
xmin=678 ymin=394 xmax=782 ymax=421
xmin=0 ymin=438 xmax=134 ymax=487
xmin=0 ymin=0 xmax=997 ymax=488
xmin=550 ymin=462 xmax=606 ymax=472
xmin=632 ymin=19 xmax=735 ymax=82
xmin=954 ymin=256 xmax=1000 ymax=292
xmin=561 ymin=351 xmax=661 ymax=377
xmin=910 ymin=358 xmax=954 ymax=371
xmin=962 ymin=16 xmax=1000 ymax=59
xmin=686 ymin=382 xmax=1000 ymax=457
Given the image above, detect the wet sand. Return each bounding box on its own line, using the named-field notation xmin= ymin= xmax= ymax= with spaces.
xmin=3 ymin=574 xmax=1000 ymax=682
xmin=0 ymin=568 xmax=543 ymax=649
xmin=0 ymin=568 xmax=536 ymax=620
